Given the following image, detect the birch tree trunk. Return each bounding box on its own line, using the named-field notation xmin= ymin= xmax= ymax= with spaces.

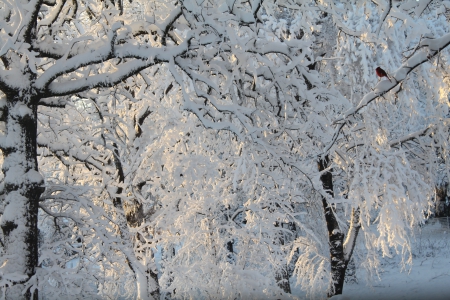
xmin=0 ymin=92 xmax=43 ymax=299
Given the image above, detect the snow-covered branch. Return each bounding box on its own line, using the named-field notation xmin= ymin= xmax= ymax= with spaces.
xmin=334 ymin=33 xmax=450 ymax=124
xmin=390 ymin=119 xmax=450 ymax=147
xmin=375 ymin=0 xmax=392 ymax=37
xmin=324 ymin=32 xmax=450 ymax=158
xmin=34 ymin=23 xmax=122 ymax=91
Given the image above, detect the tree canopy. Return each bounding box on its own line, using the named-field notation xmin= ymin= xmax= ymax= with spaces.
xmin=0 ymin=0 xmax=449 ymax=299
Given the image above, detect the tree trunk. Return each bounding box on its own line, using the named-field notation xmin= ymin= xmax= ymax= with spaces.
xmin=127 ymin=213 xmax=160 ymax=300
xmin=274 ymin=222 xmax=292 ymax=294
xmin=112 ymin=196 xmax=159 ymax=299
xmin=0 ymin=93 xmax=43 ymax=299
xmin=275 ymin=267 xmax=291 ymax=294
xmin=130 ymin=257 xmax=159 ymax=300
xmin=318 ymin=156 xmax=346 ymax=298
xmin=111 ymin=143 xmax=159 ymax=299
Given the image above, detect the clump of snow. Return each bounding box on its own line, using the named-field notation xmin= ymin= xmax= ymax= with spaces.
xmin=332 ymin=229 xmax=341 ymax=235
xmin=18 ymin=104 xmax=33 ymax=118
xmin=1 ymin=192 xmax=28 ymax=223
xmin=26 ymin=169 xmax=43 ymax=184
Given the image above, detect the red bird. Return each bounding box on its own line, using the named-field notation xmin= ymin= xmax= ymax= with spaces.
xmin=376 ymin=67 xmax=391 ymax=82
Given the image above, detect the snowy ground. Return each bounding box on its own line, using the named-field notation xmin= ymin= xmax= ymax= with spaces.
xmin=338 ymin=250 xmax=450 ymax=300
xmin=294 ymin=218 xmax=450 ymax=300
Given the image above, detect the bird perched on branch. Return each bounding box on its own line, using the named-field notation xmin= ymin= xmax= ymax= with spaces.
xmin=376 ymin=67 xmax=392 ymax=82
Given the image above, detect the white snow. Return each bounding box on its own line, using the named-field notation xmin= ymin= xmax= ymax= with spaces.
xmin=295 ymin=220 xmax=450 ymax=300
xmin=26 ymin=169 xmax=43 ymax=184
xmin=18 ymin=104 xmax=32 ymax=118
xmin=1 ymin=192 xmax=27 ymax=222
xmin=339 ymin=224 xmax=450 ymax=300
xmin=338 ymin=256 xmax=450 ymax=300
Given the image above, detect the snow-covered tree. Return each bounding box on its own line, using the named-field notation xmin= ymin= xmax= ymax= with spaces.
xmin=37 ymin=65 xmax=302 ymax=298
xmin=0 ymin=0 xmax=317 ymax=297
xmin=283 ymin=0 xmax=450 ymax=297
xmin=1 ymin=0 xmax=450 ymax=299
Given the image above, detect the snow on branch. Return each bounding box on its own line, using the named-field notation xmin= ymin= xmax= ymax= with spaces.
xmin=0 ymin=70 xmax=16 ymax=93
xmin=37 ymin=97 xmax=67 ymax=108
xmin=0 ymin=0 xmax=42 ymax=48
xmin=36 ymin=0 xmax=66 ymax=30
xmin=35 ymin=23 xmax=122 ymax=91
xmin=336 ymin=33 xmax=450 ymax=123
xmin=323 ymin=32 xmax=450 ymax=155
xmin=37 ymin=139 xmax=104 ymax=171
xmin=37 ymin=34 xmax=193 ymax=98
xmin=389 ymin=119 xmax=450 ymax=148
xmin=44 ymin=59 xmax=160 ymax=97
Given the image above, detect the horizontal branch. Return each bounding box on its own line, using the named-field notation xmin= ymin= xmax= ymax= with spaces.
xmin=38 ymin=98 xmax=67 ymax=108
xmin=34 ymin=25 xmax=120 ymax=90
xmin=390 ymin=119 xmax=450 ymax=147
xmin=42 ymin=59 xmax=160 ymax=97
xmin=37 ymin=140 xmax=104 ymax=171
xmin=38 ymin=33 xmax=192 ymax=98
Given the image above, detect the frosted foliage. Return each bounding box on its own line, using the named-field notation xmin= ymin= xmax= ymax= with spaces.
xmin=348 ymin=149 xmax=431 ymax=255
xmin=36 ymin=60 xmax=304 ymax=298
xmin=289 ymin=197 xmax=330 ymax=299
xmin=0 ymin=0 xmax=450 ymax=299
xmin=37 ymin=187 xmax=135 ymax=299
xmin=260 ymin=0 xmax=450 ymax=297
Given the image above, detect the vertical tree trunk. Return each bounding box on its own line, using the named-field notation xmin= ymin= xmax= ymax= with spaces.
xmin=275 ymin=267 xmax=291 ymax=294
xmin=0 ymin=93 xmax=43 ymax=299
xmin=274 ymin=222 xmax=292 ymax=294
xmin=111 ymin=143 xmax=159 ymax=299
xmin=112 ymin=195 xmax=159 ymax=300
xmin=318 ymin=156 xmax=346 ymax=298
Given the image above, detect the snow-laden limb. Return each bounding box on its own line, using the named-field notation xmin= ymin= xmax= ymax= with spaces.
xmin=37 ymin=139 xmax=104 ymax=171
xmin=342 ymin=208 xmax=360 ymax=263
xmin=0 ymin=0 xmax=41 ymax=50
xmin=36 ymin=34 xmax=194 ymax=97
xmin=44 ymin=59 xmax=160 ymax=97
xmin=333 ymin=32 xmax=450 ymax=126
xmin=344 ymin=119 xmax=450 ymax=153
xmin=1 ymin=1 xmax=449 ymax=299
xmin=0 ymin=68 xmax=31 ymax=92
xmin=389 ymin=119 xmax=450 ymax=148
xmin=34 ymin=23 xmax=122 ymax=90
xmin=36 ymin=0 xmax=65 ymax=29
xmin=37 ymin=97 xmax=66 ymax=108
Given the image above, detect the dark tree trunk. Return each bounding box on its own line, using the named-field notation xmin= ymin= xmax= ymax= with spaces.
xmin=318 ymin=156 xmax=346 ymax=297
xmin=275 ymin=267 xmax=291 ymax=294
xmin=274 ymin=222 xmax=292 ymax=294
xmin=0 ymin=92 xmax=43 ymax=299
